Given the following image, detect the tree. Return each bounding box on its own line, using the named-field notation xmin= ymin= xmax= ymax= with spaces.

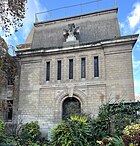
xmin=0 ymin=36 xmax=17 ymax=122
xmin=0 ymin=0 xmax=27 ymax=37
xmin=0 ymin=36 xmax=9 ymax=89
xmin=0 ymin=0 xmax=27 ymax=91
xmin=0 ymin=0 xmax=27 ymax=121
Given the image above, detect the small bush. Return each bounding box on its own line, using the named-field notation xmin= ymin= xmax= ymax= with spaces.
xmin=18 ymin=121 xmax=41 ymax=145
xmin=51 ymin=114 xmax=94 ymax=146
xmin=123 ymin=123 xmax=140 ymax=136
xmin=122 ymin=123 xmax=140 ymax=146
xmin=0 ymin=120 xmax=19 ymax=146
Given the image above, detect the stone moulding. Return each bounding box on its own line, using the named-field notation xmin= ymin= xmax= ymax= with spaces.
xmin=16 ymin=43 xmax=31 ymax=50
xmin=16 ymin=34 xmax=139 ymax=57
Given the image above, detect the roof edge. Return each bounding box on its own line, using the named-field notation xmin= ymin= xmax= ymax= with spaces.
xmin=16 ymin=34 xmax=138 ymax=52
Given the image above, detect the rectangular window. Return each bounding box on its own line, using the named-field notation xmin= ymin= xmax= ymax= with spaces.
xmin=8 ymin=77 xmax=14 ymax=85
xmin=81 ymin=58 xmax=86 ymax=78
xmin=69 ymin=59 xmax=73 ymax=79
xmin=57 ymin=60 xmax=61 ymax=80
xmin=46 ymin=62 xmax=50 ymax=81
xmin=94 ymin=56 xmax=99 ymax=77
xmin=6 ymin=100 xmax=13 ymax=121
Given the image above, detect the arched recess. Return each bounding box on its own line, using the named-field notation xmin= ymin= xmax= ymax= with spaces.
xmin=55 ymin=89 xmax=87 ymax=120
xmin=62 ymin=97 xmax=81 ymax=120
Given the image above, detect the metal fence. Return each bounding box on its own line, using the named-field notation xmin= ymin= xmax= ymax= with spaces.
xmin=35 ymin=0 xmax=117 ymax=22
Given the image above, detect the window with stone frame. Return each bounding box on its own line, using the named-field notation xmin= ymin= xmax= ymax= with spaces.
xmin=81 ymin=57 xmax=86 ymax=78
xmin=57 ymin=60 xmax=61 ymax=80
xmin=46 ymin=61 xmax=50 ymax=81
xmin=94 ymin=56 xmax=99 ymax=77
xmin=69 ymin=59 xmax=73 ymax=79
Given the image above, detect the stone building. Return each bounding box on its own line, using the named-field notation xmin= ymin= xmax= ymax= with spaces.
xmin=16 ymin=8 xmax=138 ymax=133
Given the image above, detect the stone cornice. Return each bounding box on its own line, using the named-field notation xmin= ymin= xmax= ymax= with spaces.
xmin=16 ymin=34 xmax=139 ymax=58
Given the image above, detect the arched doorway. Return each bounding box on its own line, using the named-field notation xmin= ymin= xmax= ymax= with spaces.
xmin=62 ymin=97 xmax=81 ymax=120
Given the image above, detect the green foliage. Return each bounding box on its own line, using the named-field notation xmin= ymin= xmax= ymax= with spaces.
xmin=18 ymin=121 xmax=41 ymax=145
xmin=122 ymin=124 xmax=140 ymax=146
xmin=93 ymin=103 xmax=111 ymax=140
xmin=0 ymin=120 xmax=5 ymax=145
xmin=50 ymin=102 xmax=140 ymax=146
xmin=97 ymin=136 xmax=124 ymax=146
xmin=95 ymin=102 xmax=140 ymax=137
xmin=111 ymin=136 xmax=124 ymax=146
xmin=0 ymin=120 xmax=49 ymax=146
xmin=51 ymin=114 xmax=93 ymax=146
xmin=0 ymin=120 xmax=4 ymax=135
xmin=123 ymin=123 xmax=140 ymax=136
xmin=0 ymin=120 xmax=19 ymax=146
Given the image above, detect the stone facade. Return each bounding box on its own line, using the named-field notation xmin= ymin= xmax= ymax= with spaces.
xmin=16 ymin=8 xmax=138 ymax=134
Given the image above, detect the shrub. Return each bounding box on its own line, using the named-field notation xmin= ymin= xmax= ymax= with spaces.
xmin=0 ymin=120 xmax=19 ymax=146
xmin=18 ymin=121 xmax=41 ymax=145
xmin=51 ymin=114 xmax=94 ymax=146
xmin=122 ymin=123 xmax=140 ymax=146
xmin=123 ymin=124 xmax=140 ymax=136
xmin=95 ymin=102 xmax=139 ymax=136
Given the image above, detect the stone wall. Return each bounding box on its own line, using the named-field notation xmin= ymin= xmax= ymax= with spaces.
xmin=17 ymin=40 xmax=135 ymax=134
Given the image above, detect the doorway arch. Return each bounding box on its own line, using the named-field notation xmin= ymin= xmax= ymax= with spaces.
xmin=62 ymin=97 xmax=81 ymax=120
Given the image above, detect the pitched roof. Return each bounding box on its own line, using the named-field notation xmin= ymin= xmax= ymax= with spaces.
xmin=27 ymin=8 xmax=121 ymax=49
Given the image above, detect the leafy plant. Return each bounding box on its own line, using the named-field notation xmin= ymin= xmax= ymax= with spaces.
xmin=97 ymin=136 xmax=124 ymax=146
xmin=0 ymin=120 xmax=19 ymax=146
xmin=18 ymin=121 xmax=41 ymax=145
xmin=123 ymin=124 xmax=140 ymax=137
xmin=122 ymin=124 xmax=140 ymax=146
xmin=0 ymin=120 xmax=4 ymax=135
xmin=0 ymin=120 xmax=5 ymax=144
xmin=51 ymin=114 xmax=93 ymax=146
xmin=112 ymin=136 xmax=124 ymax=146
xmin=95 ymin=102 xmax=140 ymax=137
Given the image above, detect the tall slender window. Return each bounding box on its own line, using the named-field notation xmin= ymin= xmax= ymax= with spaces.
xmin=57 ymin=60 xmax=61 ymax=80
xmin=6 ymin=100 xmax=13 ymax=121
xmin=81 ymin=58 xmax=86 ymax=78
xmin=94 ymin=56 xmax=99 ymax=77
xmin=69 ymin=59 xmax=73 ymax=79
xmin=46 ymin=62 xmax=50 ymax=81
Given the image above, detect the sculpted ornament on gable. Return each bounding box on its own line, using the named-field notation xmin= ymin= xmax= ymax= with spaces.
xmin=63 ymin=23 xmax=80 ymax=42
